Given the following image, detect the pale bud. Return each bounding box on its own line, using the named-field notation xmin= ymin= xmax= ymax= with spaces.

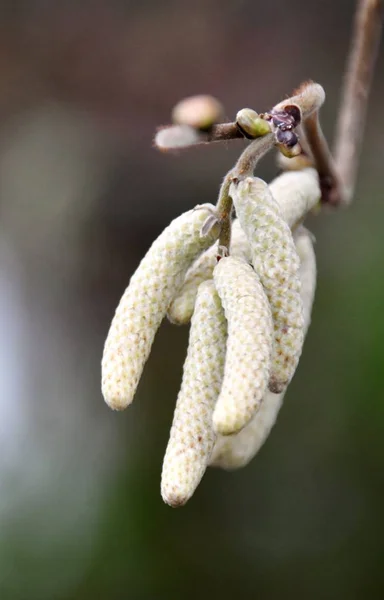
xmin=236 ymin=108 xmax=271 ymax=139
xmin=172 ymin=95 xmax=224 ymax=130
xmin=155 ymin=125 xmax=201 ymax=150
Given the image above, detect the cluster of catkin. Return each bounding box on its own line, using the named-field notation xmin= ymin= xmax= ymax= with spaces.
xmin=102 ymin=167 xmax=320 ymax=507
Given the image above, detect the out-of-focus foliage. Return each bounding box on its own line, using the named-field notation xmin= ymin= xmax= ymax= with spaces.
xmin=0 ymin=1 xmax=383 ymax=598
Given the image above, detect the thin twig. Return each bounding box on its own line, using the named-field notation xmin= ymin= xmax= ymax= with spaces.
xmin=155 ymin=122 xmax=244 ymax=151
xmin=333 ymin=0 xmax=383 ymax=204
xmin=303 ymin=111 xmax=345 ymax=205
xmin=155 ymin=82 xmax=326 ymax=152
xmin=216 ymin=134 xmax=275 ymax=251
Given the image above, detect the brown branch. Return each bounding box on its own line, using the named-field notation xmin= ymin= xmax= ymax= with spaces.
xmin=333 ymin=0 xmax=383 ymax=204
xmin=155 ymin=82 xmax=326 ymax=152
xmin=215 ymin=134 xmax=275 ymax=251
xmin=303 ymin=111 xmax=345 ymax=205
xmin=154 ymin=122 xmax=244 ymax=151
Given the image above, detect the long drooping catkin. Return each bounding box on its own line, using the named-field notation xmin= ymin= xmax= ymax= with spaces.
xmin=209 ymin=390 xmax=285 ymax=469
xmin=230 ymin=177 xmax=304 ymax=394
xmin=212 ymin=256 xmax=273 ymax=435
xmin=161 ymin=280 xmax=227 ymax=507
xmin=269 ymin=168 xmax=321 ymax=228
xmin=210 ymin=227 xmax=317 ymax=469
xmin=295 ymin=226 xmax=317 ymax=333
xmin=167 ymin=219 xmax=251 ymax=325
xmin=102 ymin=205 xmax=220 ymax=410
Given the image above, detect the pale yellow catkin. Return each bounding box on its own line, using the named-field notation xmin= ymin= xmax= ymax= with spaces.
xmin=295 ymin=226 xmax=317 ymax=333
xmin=269 ymin=168 xmax=321 ymax=228
xmin=210 ymin=226 xmax=317 ymax=469
xmin=230 ymin=177 xmax=304 ymax=394
xmin=209 ymin=390 xmax=285 ymax=469
xmin=161 ymin=280 xmax=227 ymax=507
xmin=167 ymin=173 xmax=320 ymax=324
xmin=212 ymin=256 xmax=273 ymax=435
xmin=167 ymin=219 xmax=251 ymax=325
xmin=101 ymin=205 xmax=220 ymax=410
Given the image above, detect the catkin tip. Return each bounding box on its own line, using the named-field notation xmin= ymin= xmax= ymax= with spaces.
xmin=212 ymin=414 xmax=246 ymax=436
xmin=161 ymin=490 xmax=189 ymax=508
xmin=268 ymin=378 xmax=286 ymax=394
xmin=102 ymin=388 xmax=132 ymax=411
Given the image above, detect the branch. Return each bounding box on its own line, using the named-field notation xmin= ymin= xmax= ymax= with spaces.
xmin=333 ymin=0 xmax=383 ymax=204
xmin=155 ymin=82 xmax=325 ymax=152
xmin=155 ymin=122 xmax=243 ymax=151
xmin=303 ymin=111 xmax=345 ymax=205
xmin=216 ymin=134 xmax=275 ymax=251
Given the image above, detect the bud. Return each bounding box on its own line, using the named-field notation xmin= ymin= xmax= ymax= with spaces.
xmin=161 ymin=280 xmax=227 ymax=507
xmin=230 ymin=177 xmax=304 ymax=394
xmin=172 ymin=95 xmax=224 ymax=131
xmin=155 ymin=125 xmax=201 ymax=150
xmin=101 ymin=204 xmax=220 ymax=411
xmin=213 ymin=256 xmax=273 ymax=435
xmin=167 ymin=219 xmax=251 ymax=325
xmin=236 ymin=108 xmax=271 ymax=139
xmin=276 ymin=141 xmax=302 ymax=159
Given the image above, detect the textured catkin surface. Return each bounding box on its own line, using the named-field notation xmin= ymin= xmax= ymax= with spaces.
xmin=295 ymin=227 xmax=317 ymax=334
xmin=210 ymin=226 xmax=317 ymax=469
xmin=167 ymin=219 xmax=251 ymax=325
xmin=101 ymin=205 xmax=220 ymax=410
xmin=161 ymin=280 xmax=227 ymax=507
xmin=212 ymin=256 xmax=273 ymax=435
xmin=269 ymin=168 xmax=321 ymax=228
xmin=231 ymin=177 xmax=304 ymax=393
xmin=209 ymin=389 xmax=285 ymax=469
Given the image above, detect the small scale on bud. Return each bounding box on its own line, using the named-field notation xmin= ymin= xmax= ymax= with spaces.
xmin=275 ymin=128 xmax=299 ymax=147
xmin=236 ymin=108 xmax=272 ymax=139
xmin=276 ymin=141 xmax=302 ymax=158
xmin=172 ymin=95 xmax=224 ymax=131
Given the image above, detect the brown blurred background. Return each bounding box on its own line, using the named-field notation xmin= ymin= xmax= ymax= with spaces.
xmin=0 ymin=1 xmax=383 ymax=598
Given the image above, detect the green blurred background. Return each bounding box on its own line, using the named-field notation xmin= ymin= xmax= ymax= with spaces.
xmin=0 ymin=1 xmax=383 ymax=598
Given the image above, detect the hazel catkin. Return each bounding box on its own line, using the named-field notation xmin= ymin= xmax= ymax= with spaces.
xmin=101 ymin=205 xmax=220 ymax=411
xmin=230 ymin=177 xmax=304 ymax=394
xmin=210 ymin=226 xmax=317 ymax=469
xmin=161 ymin=280 xmax=227 ymax=507
xmin=167 ymin=219 xmax=251 ymax=325
xmin=212 ymin=256 xmax=273 ymax=435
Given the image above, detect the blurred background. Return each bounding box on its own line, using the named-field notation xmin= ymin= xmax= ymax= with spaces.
xmin=0 ymin=0 xmax=383 ymax=598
